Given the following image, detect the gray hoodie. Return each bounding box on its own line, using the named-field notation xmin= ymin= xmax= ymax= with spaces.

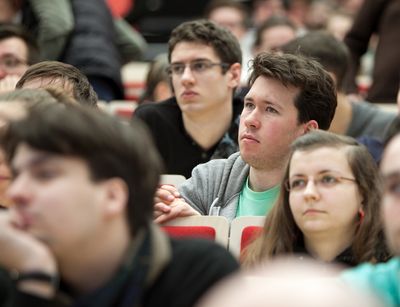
xmin=179 ymin=152 xmax=249 ymax=222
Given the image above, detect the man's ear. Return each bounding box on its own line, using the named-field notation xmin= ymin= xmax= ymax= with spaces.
xmin=303 ymin=120 xmax=319 ymax=133
xmin=227 ymin=62 xmax=242 ymax=89
xmin=102 ymin=178 xmax=129 ymax=218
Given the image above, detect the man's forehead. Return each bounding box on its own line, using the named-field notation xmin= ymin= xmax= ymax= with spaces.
xmin=0 ymin=37 xmax=28 ymax=59
xmin=245 ymin=76 xmax=299 ymax=103
xmin=170 ymin=41 xmax=220 ymax=62
xmin=12 ymin=143 xmax=51 ymax=169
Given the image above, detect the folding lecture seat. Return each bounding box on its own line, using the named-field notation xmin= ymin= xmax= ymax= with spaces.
xmin=121 ymin=61 xmax=149 ymax=100
xmin=161 ymin=216 xmax=230 ymax=248
xmin=107 ymin=100 xmax=138 ymax=119
xmin=229 ymin=216 xmax=265 ymax=258
xmin=159 ymin=174 xmax=186 ymax=188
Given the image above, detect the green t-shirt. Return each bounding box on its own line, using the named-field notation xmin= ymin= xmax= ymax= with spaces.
xmin=236 ymin=177 xmax=280 ymax=217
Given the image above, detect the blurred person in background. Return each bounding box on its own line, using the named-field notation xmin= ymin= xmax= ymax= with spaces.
xmin=326 ymin=9 xmax=354 ymax=41
xmin=0 ymin=87 xmax=78 ymax=209
xmin=0 ymin=0 xmax=147 ymax=101
xmin=251 ymin=0 xmax=286 ymax=28
xmin=204 ymin=0 xmax=253 ymax=85
xmin=252 ymin=15 xmax=296 ymax=55
xmin=16 ymin=61 xmax=98 ymax=107
xmin=139 ymin=53 xmax=172 ymax=104
xmin=343 ymin=0 xmax=400 ymax=103
xmin=282 ymin=31 xmax=396 ymax=142
xmin=198 ymin=257 xmax=383 ymax=307
xmin=0 ymin=24 xmax=39 ymax=94
xmin=0 ymin=104 xmax=239 ymax=306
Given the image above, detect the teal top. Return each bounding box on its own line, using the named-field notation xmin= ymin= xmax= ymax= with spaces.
xmin=341 ymin=257 xmax=400 ymax=306
xmin=236 ymin=178 xmax=280 ymax=217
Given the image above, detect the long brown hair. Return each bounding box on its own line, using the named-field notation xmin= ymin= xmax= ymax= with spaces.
xmin=243 ymin=130 xmax=388 ymax=267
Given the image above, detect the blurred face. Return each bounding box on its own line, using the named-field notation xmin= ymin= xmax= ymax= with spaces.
xmin=381 ymin=135 xmax=400 ymax=255
xmin=327 ymin=14 xmax=353 ymax=41
xmin=0 ymin=102 xmax=28 ymax=207
xmin=0 ymin=101 xmax=28 ymax=130
xmin=239 ymin=76 xmax=312 ymax=170
xmin=170 ymin=42 xmax=240 ymax=116
xmin=0 ymin=149 xmax=12 ymax=207
xmin=289 ymin=147 xmax=362 ymax=238
xmin=0 ymin=0 xmax=19 ymax=22
xmin=253 ymin=0 xmax=285 ymax=27
xmin=208 ymin=7 xmax=247 ymax=40
xmin=7 ymin=144 xmax=109 ymax=256
xmin=0 ymin=37 xmax=29 ymax=79
xmin=257 ymin=26 xmax=296 ymax=53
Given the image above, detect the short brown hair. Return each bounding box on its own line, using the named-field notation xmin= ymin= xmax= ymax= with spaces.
xmin=249 ymin=52 xmax=337 ymax=130
xmin=1 ymin=104 xmax=163 ymax=235
xmin=168 ymin=19 xmax=242 ymax=70
xmin=16 ymin=61 xmax=98 ymax=107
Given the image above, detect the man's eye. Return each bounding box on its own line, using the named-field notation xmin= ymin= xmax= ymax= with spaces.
xmin=192 ymin=62 xmax=208 ymax=71
xmin=3 ymin=57 xmax=19 ymax=67
xmin=265 ymin=106 xmax=278 ymax=114
xmin=244 ymin=102 xmax=254 ymax=109
xmin=33 ymin=170 xmax=58 ymax=181
xmin=173 ymin=65 xmax=185 ymax=74
xmin=320 ymin=175 xmax=338 ymax=185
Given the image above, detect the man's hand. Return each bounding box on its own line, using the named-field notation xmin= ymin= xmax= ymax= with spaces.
xmin=0 ymin=212 xmax=57 ymax=297
xmin=154 ymin=198 xmax=200 ymax=224
xmin=154 ymin=184 xmax=181 ymax=215
xmin=154 ymin=185 xmax=200 ymax=223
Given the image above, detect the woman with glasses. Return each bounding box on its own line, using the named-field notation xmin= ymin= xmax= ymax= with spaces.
xmin=243 ymin=130 xmax=389 ymax=267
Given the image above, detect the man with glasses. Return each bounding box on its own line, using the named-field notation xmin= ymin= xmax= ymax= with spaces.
xmin=135 ymin=19 xmax=242 ymax=179
xmin=0 ymin=24 xmax=40 ymax=94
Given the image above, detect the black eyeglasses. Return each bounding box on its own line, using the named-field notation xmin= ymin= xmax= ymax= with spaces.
xmin=167 ymin=60 xmax=229 ymax=76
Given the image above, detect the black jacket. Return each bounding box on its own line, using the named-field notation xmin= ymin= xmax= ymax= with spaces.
xmin=0 ymin=225 xmax=239 ymax=307
xmin=22 ymin=0 xmax=124 ymax=99
xmin=135 ymin=97 xmax=243 ymax=178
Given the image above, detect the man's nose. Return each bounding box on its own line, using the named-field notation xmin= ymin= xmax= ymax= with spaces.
xmin=6 ymin=175 xmax=31 ymax=207
xmin=180 ymin=65 xmax=195 ymax=84
xmin=244 ymin=109 xmax=261 ymax=129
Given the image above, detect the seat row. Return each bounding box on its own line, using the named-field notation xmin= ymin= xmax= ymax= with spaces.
xmin=161 ymin=215 xmax=265 ymax=259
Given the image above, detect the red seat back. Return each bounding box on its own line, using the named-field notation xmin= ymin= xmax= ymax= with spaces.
xmin=162 ymin=225 xmax=216 ymax=240
xmin=240 ymin=226 xmax=263 ymax=252
xmin=106 ymin=0 xmax=133 ymax=17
